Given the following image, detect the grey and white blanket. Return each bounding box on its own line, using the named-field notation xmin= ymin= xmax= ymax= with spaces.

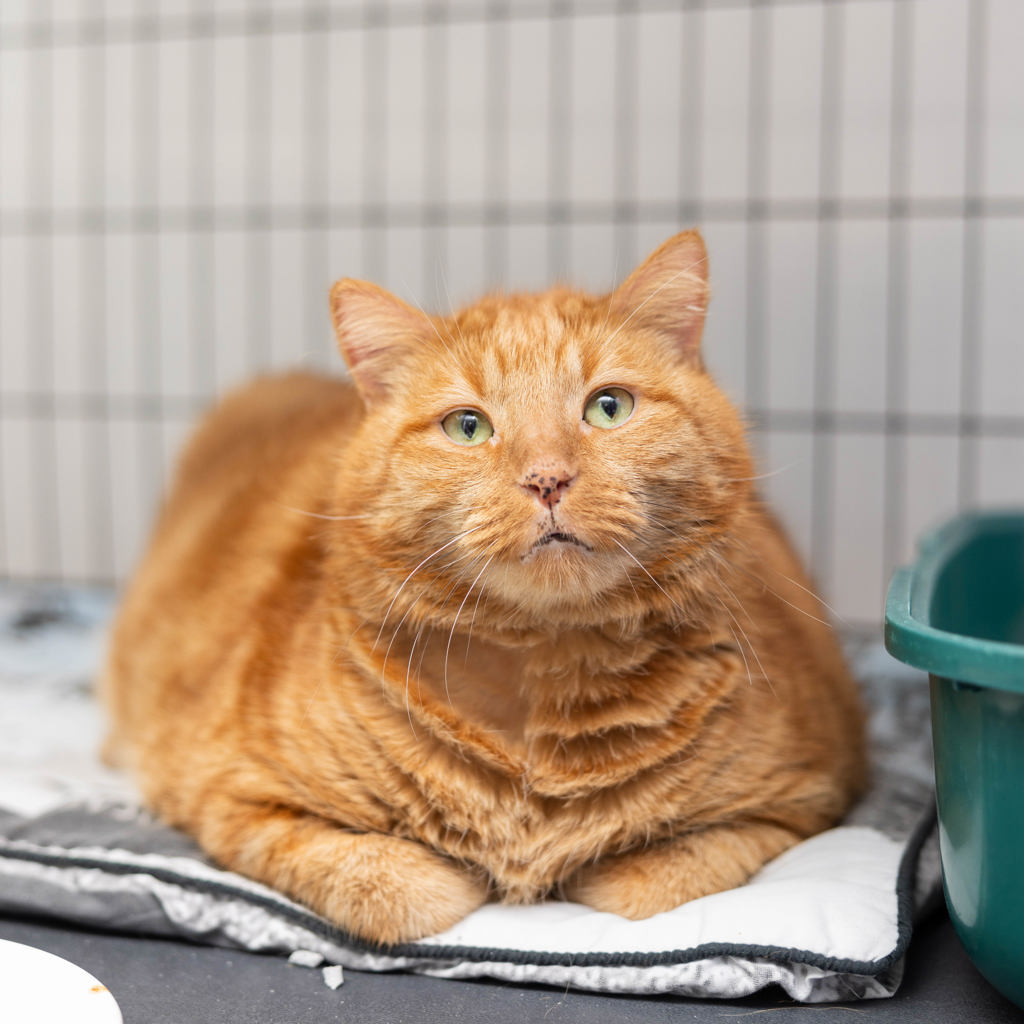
xmin=0 ymin=583 xmax=940 ymax=1002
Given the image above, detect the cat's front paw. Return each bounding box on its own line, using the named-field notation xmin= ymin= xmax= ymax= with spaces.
xmin=563 ymin=822 xmax=799 ymax=919
xmin=319 ymin=832 xmax=489 ymax=945
xmin=199 ymin=802 xmax=488 ymax=946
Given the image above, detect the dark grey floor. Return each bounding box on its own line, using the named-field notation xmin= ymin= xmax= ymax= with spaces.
xmin=2 ymin=907 xmax=1022 ymax=1024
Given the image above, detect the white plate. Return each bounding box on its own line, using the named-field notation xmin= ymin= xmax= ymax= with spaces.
xmin=0 ymin=939 xmax=123 ymax=1024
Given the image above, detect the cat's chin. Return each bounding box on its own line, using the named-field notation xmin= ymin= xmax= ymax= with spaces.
xmin=494 ymin=534 xmax=632 ymax=618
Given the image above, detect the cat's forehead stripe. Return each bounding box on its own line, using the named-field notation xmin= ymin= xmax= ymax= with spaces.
xmin=472 ymin=316 xmax=587 ymax=399
xmin=484 ymin=298 xmax=591 ymax=355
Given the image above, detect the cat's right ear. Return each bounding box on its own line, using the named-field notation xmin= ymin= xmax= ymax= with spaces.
xmin=329 ymin=279 xmax=433 ymax=404
xmin=609 ymin=229 xmax=710 ymax=368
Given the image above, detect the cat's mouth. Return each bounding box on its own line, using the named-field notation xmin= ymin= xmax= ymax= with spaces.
xmin=523 ymin=530 xmax=594 ymax=560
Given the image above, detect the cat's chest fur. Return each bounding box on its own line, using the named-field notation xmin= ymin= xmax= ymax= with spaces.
xmin=271 ymin=607 xmax=750 ymax=901
xmin=381 ymin=627 xmax=536 ymax=747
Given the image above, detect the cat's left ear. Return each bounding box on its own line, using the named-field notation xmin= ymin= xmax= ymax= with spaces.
xmin=609 ymin=230 xmax=710 ymax=367
xmin=329 ymin=279 xmax=434 ymax=404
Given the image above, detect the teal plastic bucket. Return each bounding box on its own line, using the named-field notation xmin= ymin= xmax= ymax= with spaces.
xmin=885 ymin=510 xmax=1024 ymax=1009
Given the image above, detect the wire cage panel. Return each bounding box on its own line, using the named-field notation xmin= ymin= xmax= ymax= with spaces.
xmin=0 ymin=0 xmax=1022 ymax=628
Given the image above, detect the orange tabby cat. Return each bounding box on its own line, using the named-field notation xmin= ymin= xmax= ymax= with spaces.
xmin=103 ymin=230 xmax=866 ymax=945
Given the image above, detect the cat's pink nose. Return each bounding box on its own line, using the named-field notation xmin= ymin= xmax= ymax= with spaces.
xmin=521 ymin=463 xmax=576 ymax=511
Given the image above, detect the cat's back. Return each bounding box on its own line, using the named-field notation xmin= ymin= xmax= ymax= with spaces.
xmin=168 ymin=371 xmax=359 ymax=521
xmin=104 ymin=372 xmax=361 ymax=762
xmin=127 ymin=369 xmax=362 ymax=599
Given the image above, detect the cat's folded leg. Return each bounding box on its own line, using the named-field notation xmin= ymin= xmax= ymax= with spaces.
xmin=561 ymin=821 xmax=800 ymax=919
xmin=194 ymin=800 xmax=489 ymax=945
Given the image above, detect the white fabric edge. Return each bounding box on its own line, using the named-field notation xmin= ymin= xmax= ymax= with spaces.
xmin=0 ymin=825 xmax=904 ymax=960
xmin=0 ymin=821 xmax=922 ymax=1003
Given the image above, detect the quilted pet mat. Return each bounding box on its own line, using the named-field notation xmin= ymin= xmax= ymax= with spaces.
xmin=0 ymin=583 xmax=940 ymax=1003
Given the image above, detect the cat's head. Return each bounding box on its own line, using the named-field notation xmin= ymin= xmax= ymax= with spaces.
xmin=328 ymin=231 xmax=754 ymax=631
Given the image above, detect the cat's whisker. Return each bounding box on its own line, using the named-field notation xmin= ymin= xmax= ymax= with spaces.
xmin=640 ymin=505 xmax=712 ymax=532
xmin=419 ymin=549 xmax=490 ymax=628
xmin=444 ymin=553 xmax=497 ymax=702
xmin=723 ymin=557 xmax=835 ymax=630
xmin=708 ymin=580 xmax=774 ymax=696
xmin=408 ymin=506 xmax=486 ymax=538
xmin=396 ymin=270 xmax=458 ymax=363
xmin=725 ymin=462 xmax=800 ymax=484
xmin=380 ymin=589 xmax=428 ymax=675
xmin=707 ymin=561 xmax=757 ymax=630
xmin=640 ymin=519 xmax=771 ymax=688
xmin=275 ymin=503 xmax=369 ymax=522
xmin=641 ymin=513 xmax=691 ymax=546
xmin=698 ymin=547 xmax=785 ymax=684
xmin=420 ymin=308 xmax=458 ymax=362
xmin=433 ymin=546 xmax=487 ymax=578
xmin=381 ymin=538 xmax=499 ymax=700
xmin=380 ymin=563 xmax=475 ymax=676
xmin=712 ymin=599 xmax=754 ymax=690
xmin=609 ymin=538 xmax=687 ymax=620
xmin=403 ymin=621 xmax=434 ymax=738
xmin=437 ymin=268 xmax=470 ymax=351
xmin=379 ymin=543 xmax=497 ymax=716
xmin=374 ymin=525 xmax=487 ymax=654
xmin=724 ymin=534 xmax=847 ymax=626
xmin=641 ymin=511 xmax=839 ymax=633
xmin=629 ymin=493 xmax=717 ymax=533
xmin=612 ymin=550 xmax=643 ymax=604
xmin=770 ymin=570 xmax=845 ymax=625
xmin=378 ymin=543 xmax=490 ymax=685
xmin=464 ymin=546 xmax=501 ymax=663
xmin=596 ymin=266 xmax=622 ymax=337
xmin=416 ymin=625 xmax=439 ymax=704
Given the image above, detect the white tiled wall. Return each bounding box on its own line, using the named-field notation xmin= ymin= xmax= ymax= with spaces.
xmin=0 ymin=0 xmax=1022 ymax=626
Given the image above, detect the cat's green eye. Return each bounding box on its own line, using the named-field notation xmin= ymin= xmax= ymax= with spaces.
xmin=441 ymin=409 xmax=494 ymax=447
xmin=583 ymin=388 xmax=635 ymax=429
